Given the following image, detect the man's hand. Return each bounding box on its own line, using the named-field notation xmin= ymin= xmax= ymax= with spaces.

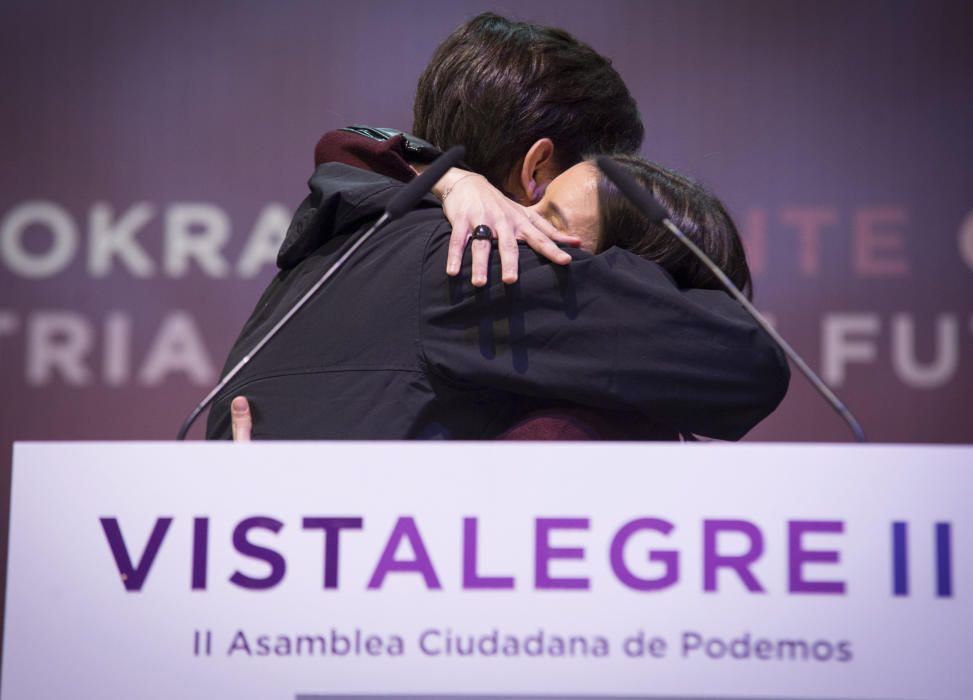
xmin=231 ymin=396 xmax=252 ymax=442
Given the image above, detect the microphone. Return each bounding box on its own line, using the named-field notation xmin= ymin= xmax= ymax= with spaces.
xmin=176 ymin=145 xmax=467 ymax=440
xmin=596 ymin=156 xmax=866 ymax=443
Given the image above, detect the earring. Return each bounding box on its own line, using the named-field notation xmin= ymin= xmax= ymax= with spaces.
xmin=531 ymin=182 xmax=547 ymax=203
xmin=528 ymin=180 xmax=543 ymax=203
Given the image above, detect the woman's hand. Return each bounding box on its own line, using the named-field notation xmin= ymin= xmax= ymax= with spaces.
xmin=434 ymin=169 xmax=581 ymax=286
xmin=230 ymin=396 xmax=252 ymax=442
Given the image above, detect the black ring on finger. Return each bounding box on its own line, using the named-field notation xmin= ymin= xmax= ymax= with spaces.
xmin=471 ymin=224 xmax=493 ymax=241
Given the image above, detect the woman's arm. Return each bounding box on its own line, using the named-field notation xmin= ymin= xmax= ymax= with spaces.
xmin=318 ymin=126 xmax=581 ymax=287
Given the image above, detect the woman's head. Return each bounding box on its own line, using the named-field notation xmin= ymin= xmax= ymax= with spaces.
xmin=595 ymin=154 xmax=752 ymax=298
xmin=528 ymin=155 xmax=753 ymax=298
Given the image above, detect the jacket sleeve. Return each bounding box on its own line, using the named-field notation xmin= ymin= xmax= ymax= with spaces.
xmin=418 ymin=235 xmax=790 ymax=440
xmin=312 ymin=126 xmax=445 ymax=182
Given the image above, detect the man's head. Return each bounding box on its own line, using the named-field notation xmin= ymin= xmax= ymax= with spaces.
xmin=413 ymin=13 xmax=644 ymax=202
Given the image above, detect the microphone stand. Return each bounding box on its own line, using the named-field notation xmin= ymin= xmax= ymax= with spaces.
xmin=176 ymin=146 xmax=466 ymax=439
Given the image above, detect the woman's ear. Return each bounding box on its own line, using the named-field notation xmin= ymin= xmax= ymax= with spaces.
xmin=518 ymin=138 xmax=558 ymax=203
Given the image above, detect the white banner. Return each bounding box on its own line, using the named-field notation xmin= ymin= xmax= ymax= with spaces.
xmin=3 ymin=442 xmax=971 ymax=700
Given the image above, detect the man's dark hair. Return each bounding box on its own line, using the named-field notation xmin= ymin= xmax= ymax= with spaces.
xmin=413 ymin=13 xmax=644 ymax=188
xmin=596 ymin=154 xmax=753 ymax=299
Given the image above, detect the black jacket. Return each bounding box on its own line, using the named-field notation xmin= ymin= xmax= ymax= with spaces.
xmin=206 ymin=163 xmax=788 ymax=440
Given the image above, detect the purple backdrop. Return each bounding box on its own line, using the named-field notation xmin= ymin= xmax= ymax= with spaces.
xmin=1 ymin=0 xmax=972 ymax=653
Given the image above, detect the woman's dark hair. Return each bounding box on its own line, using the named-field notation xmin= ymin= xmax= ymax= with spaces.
xmin=596 ymin=154 xmax=753 ymax=299
xmin=414 ymin=13 xmax=644 ymax=188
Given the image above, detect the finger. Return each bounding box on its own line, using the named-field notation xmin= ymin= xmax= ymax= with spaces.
xmin=446 ymin=220 xmax=471 ymax=276
xmin=526 ymin=212 xmax=562 ymax=240
xmin=471 ymin=239 xmax=492 ymax=287
xmin=497 ymin=224 xmax=521 ymax=284
xmin=231 ymin=396 xmax=252 ymax=442
xmin=524 ymin=231 xmax=573 ymax=265
xmin=521 ymin=213 xmax=580 ymax=250
xmin=547 ymin=230 xmax=583 ymax=247
xmin=521 ymin=215 xmax=580 ymax=252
